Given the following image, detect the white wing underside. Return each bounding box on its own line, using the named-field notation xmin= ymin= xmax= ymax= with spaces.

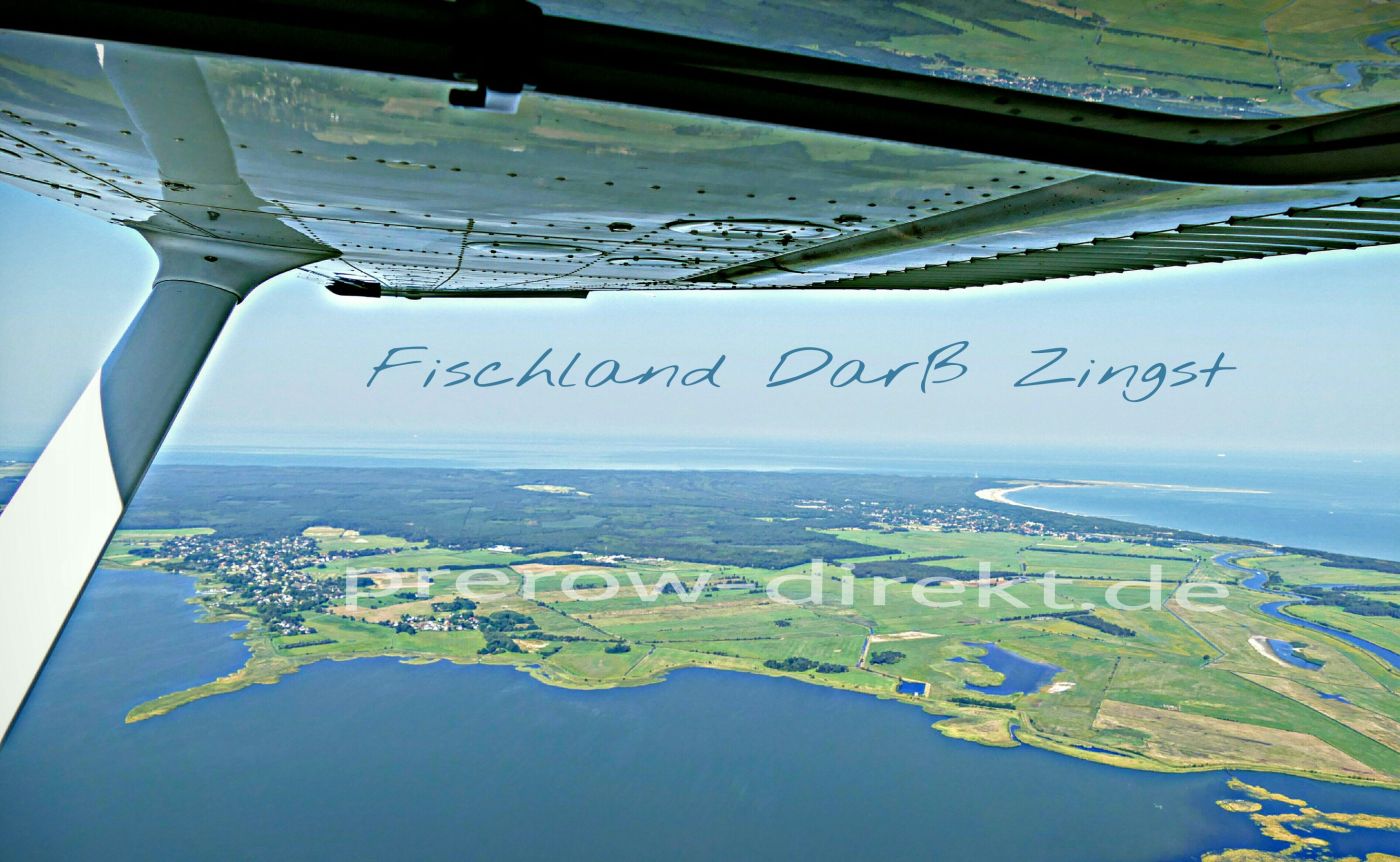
xmin=4 ymin=30 xmax=1400 ymax=297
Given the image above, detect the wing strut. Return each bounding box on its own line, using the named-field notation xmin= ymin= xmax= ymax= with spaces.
xmin=0 ymin=42 xmax=334 ymax=743
xmin=0 ymin=229 xmax=330 ymax=744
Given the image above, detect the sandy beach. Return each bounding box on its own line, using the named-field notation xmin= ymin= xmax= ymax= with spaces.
xmin=1248 ymin=635 xmax=1294 ymax=668
xmin=975 ymin=479 xmax=1268 ymax=513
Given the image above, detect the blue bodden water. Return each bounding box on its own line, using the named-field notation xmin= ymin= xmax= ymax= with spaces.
xmin=1266 ymin=638 xmax=1323 ymax=670
xmin=3 ymin=569 xmax=1399 ymax=861
xmin=954 ymin=642 xmax=1063 ymax=696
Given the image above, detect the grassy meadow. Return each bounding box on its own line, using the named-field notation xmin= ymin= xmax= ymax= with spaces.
xmin=109 ymin=525 xmax=1400 ymax=788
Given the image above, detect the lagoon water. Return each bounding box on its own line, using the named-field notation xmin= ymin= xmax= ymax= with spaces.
xmin=1266 ymin=638 xmax=1322 ymax=671
xmin=3 ymin=569 xmax=1400 ymax=861
xmin=953 ymin=642 xmax=1063 ymax=696
xmin=1260 ymin=600 xmax=1400 ymax=671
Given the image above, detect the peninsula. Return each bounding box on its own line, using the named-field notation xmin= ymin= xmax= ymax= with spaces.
xmin=88 ymin=466 xmax=1400 ymax=789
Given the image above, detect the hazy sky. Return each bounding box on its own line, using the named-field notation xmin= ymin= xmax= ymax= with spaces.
xmin=2 ymin=183 xmax=1397 ymax=457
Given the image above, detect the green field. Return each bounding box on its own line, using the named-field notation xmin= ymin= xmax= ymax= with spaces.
xmin=303 ymin=528 xmax=417 ymax=553
xmin=827 ymin=529 xmax=1199 ymax=581
xmin=1234 ymin=553 xmax=1400 ymax=588
xmin=305 ymin=546 xmax=528 ymax=578
xmin=1286 ymin=604 xmax=1400 ymax=657
xmin=106 ymin=522 xmax=1400 ymax=789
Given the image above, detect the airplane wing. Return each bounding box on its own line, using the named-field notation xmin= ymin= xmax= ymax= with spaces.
xmin=3 ymin=2 xmax=1400 ymax=297
xmin=1 ymin=0 xmax=1398 ymax=740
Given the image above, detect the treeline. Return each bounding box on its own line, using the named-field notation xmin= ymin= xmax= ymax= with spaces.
xmin=852 ymin=554 xmax=960 ymax=565
xmin=1298 ymin=588 xmax=1400 ymax=619
xmin=998 ymin=610 xmax=1088 ymax=623
xmin=850 ymin=559 xmax=1009 ymax=582
xmin=1025 ymin=575 xmax=1183 ymax=583
xmin=659 ymin=578 xmax=761 ymax=596
xmin=430 ymin=596 xmax=477 ymax=613
xmin=1030 ymin=546 xmax=1181 ymax=561
xmin=996 ymin=608 xmax=1135 ymax=637
xmin=479 ymin=633 xmax=521 ymax=654
xmin=434 ymin=564 xmax=521 ymax=572
xmin=119 ymin=465 xmax=1224 ymax=570
xmin=448 ymin=528 xmax=890 ymax=570
xmin=524 ymin=554 xmax=619 ymax=567
xmin=763 ymin=657 xmax=847 ymax=674
xmin=1280 ymin=548 xmax=1400 ymax=575
xmin=948 ymin=695 xmax=1015 ymax=710
xmin=1320 ymin=585 xmax=1400 ymax=593
xmin=478 ymin=610 xmax=536 ymax=632
xmin=1066 ymin=614 xmax=1136 ymax=637
xmin=277 ymin=638 xmax=336 ymax=650
xmin=122 ymin=465 xmax=916 ymax=568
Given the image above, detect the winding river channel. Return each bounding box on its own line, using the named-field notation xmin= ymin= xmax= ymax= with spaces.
xmin=1294 ymin=27 xmax=1400 ymax=110
xmin=1214 ymin=551 xmax=1400 ymax=670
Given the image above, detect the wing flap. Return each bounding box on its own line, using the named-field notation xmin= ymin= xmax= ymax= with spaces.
xmin=811 ymin=198 xmax=1400 ymax=291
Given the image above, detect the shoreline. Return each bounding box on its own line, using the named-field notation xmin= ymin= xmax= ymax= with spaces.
xmin=975 ymin=479 xmax=1269 ymax=515
xmin=106 ymin=469 xmax=1399 ymax=794
xmin=124 ymin=622 xmax=1400 ymax=791
xmin=109 ymin=511 xmax=1400 ymax=790
xmin=1247 ymin=634 xmax=1294 ymax=668
xmin=121 ymin=567 xmax=1400 ymax=792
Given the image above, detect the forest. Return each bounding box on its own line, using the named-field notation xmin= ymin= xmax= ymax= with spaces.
xmin=7 ymin=464 xmax=1248 ymax=569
